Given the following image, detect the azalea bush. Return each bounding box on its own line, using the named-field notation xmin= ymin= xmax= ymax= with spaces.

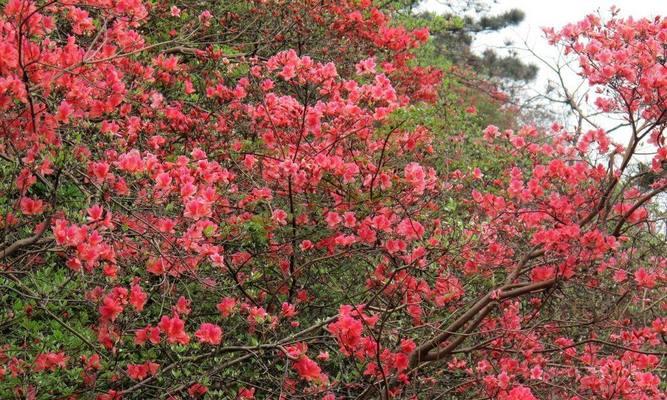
xmin=0 ymin=1 xmax=665 ymax=399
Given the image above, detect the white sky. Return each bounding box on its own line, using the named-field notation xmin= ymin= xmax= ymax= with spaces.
xmin=420 ymin=0 xmax=664 ymax=92
xmin=419 ymin=0 xmax=664 ymax=153
xmin=421 ymin=1 xmax=666 ymax=214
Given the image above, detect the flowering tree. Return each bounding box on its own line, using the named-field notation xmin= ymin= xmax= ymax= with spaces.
xmin=0 ymin=1 xmax=665 ymax=399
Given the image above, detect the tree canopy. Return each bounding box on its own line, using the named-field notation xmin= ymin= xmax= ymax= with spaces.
xmin=0 ymin=1 xmax=665 ymax=399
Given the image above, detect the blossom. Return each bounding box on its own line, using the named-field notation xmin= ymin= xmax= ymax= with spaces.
xmin=195 ymin=323 xmax=223 ymax=345
xmin=198 ymin=10 xmax=213 ymax=26
xmin=19 ymin=197 xmax=44 ymax=215
xmin=635 ymin=268 xmax=656 ymax=288
xmin=129 ymin=284 xmax=148 ymax=312
xmin=325 ymin=211 xmax=341 ymax=228
xmin=99 ymin=295 xmax=123 ymax=322
xmin=217 ymin=297 xmax=237 ymax=317
xmin=355 ymin=57 xmax=376 ymax=75
xmin=34 ymin=352 xmax=68 ymax=372
xmin=328 ymin=310 xmax=363 ymax=355
xmin=127 ymin=361 xmax=159 ymax=381
xmin=272 ymin=209 xmax=288 ymax=225
xmin=404 ymin=162 xmax=426 ymax=193
xmin=135 ymin=325 xmax=161 ymax=346
xmin=293 ymin=356 xmax=326 ymax=383
xmin=395 ymin=218 xmax=425 ymax=241
xmin=158 ymin=315 xmax=190 ymax=345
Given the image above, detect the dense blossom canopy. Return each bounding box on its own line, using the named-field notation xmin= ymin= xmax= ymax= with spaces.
xmin=0 ymin=1 xmax=665 ymax=399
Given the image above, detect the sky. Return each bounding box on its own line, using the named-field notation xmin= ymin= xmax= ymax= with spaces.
xmin=420 ymin=0 xmax=666 ymax=212
xmin=419 ymin=0 xmax=664 ymax=153
xmin=419 ymin=1 xmax=663 ymax=69
xmin=420 ymin=0 xmax=664 ymax=96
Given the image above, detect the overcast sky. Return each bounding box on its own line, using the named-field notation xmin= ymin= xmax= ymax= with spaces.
xmin=419 ymin=0 xmax=664 ymax=152
xmin=420 ymin=0 xmax=663 ymax=90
